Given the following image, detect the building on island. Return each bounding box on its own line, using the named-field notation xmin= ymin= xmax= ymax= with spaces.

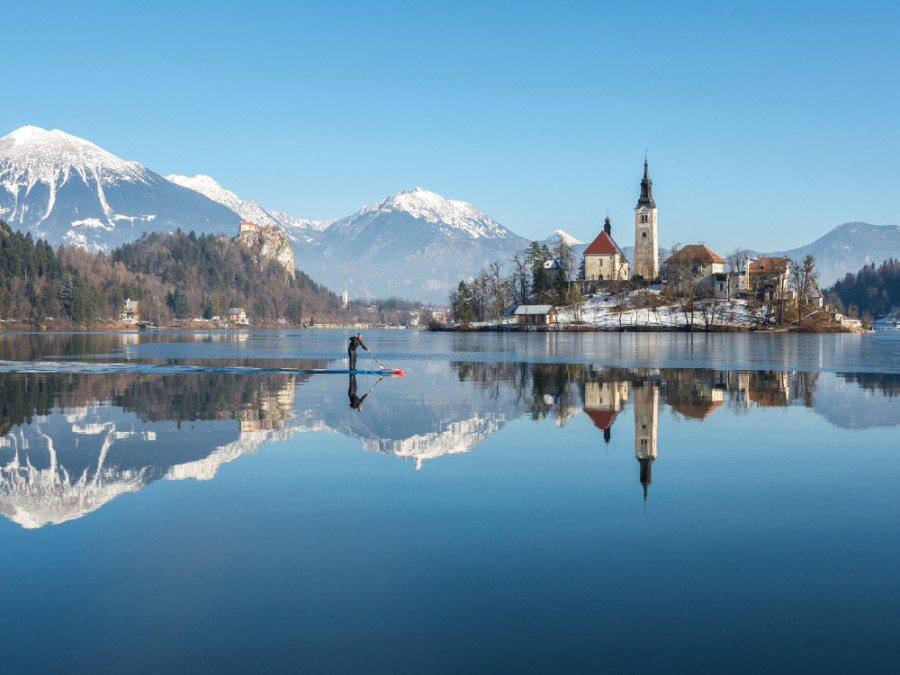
xmin=663 ymin=244 xmax=726 ymax=295
xmin=583 ymin=216 xmax=629 ymax=292
xmin=633 ymin=158 xmax=659 ymax=281
xmin=748 ymin=257 xmax=791 ymax=301
xmin=542 ymin=259 xmax=566 ymax=287
xmin=514 ymin=305 xmax=556 ymax=327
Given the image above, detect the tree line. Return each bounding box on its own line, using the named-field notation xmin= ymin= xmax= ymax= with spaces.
xmin=449 ymin=239 xmax=579 ymax=324
xmin=826 ymin=258 xmax=900 ymax=321
xmin=0 ymin=220 xmax=350 ymax=327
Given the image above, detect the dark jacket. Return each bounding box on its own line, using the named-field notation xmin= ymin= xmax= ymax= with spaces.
xmin=348 ymin=336 xmax=367 ymax=352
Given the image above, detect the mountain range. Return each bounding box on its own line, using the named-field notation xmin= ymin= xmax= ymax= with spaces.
xmin=773 ymin=222 xmax=900 ymax=287
xmin=2 ymin=125 xmax=898 ymax=301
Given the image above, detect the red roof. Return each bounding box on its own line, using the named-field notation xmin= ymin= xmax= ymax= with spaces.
xmin=584 ymin=230 xmax=625 ymax=257
xmin=665 ymin=244 xmax=724 ymax=265
xmin=749 ymin=257 xmax=789 ymax=274
xmin=584 ymin=409 xmax=620 ymax=430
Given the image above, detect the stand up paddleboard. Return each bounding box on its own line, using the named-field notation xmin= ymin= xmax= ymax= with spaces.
xmin=285 ymin=368 xmax=403 ymax=376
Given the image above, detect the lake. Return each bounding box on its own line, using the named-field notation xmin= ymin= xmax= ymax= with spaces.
xmin=1 ymin=330 xmax=899 ymax=673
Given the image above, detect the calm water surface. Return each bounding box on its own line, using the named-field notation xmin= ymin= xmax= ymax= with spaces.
xmin=1 ymin=330 xmax=898 ymax=673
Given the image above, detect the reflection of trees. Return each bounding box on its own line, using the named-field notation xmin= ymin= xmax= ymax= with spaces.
xmin=837 ymin=373 xmax=900 ymax=398
xmin=0 ymin=372 xmax=298 ymax=528
xmin=0 ymin=332 xmax=127 ymax=362
xmin=452 ymin=362 xmax=585 ymax=422
xmin=0 ymin=372 xmax=297 ymax=433
xmin=0 ymin=374 xmax=79 ymax=436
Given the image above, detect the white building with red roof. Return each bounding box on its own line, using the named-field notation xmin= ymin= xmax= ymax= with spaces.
xmin=583 ymin=216 xmax=630 ymax=283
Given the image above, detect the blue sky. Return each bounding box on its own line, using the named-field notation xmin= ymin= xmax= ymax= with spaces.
xmin=3 ymin=0 xmax=898 ymax=253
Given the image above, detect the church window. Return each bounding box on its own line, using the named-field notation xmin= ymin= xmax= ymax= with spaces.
xmin=642 ymin=232 xmax=647 ymax=238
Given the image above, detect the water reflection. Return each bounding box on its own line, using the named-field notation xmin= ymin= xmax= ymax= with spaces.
xmin=0 ymin=372 xmax=297 ymax=528
xmin=1 ymin=361 xmax=898 ymax=528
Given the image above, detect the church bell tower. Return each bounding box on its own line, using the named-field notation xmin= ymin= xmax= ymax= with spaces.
xmin=634 ymin=157 xmax=659 ymax=281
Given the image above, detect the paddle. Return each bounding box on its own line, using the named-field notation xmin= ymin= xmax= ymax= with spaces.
xmin=366 ymin=348 xmax=403 ymax=376
xmin=367 ymin=348 xmax=385 ymax=369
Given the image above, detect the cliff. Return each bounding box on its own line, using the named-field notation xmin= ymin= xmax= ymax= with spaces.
xmin=233 ymin=226 xmax=295 ymax=277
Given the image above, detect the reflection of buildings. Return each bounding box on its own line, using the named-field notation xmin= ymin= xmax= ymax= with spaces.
xmin=663 ymin=368 xmax=725 ymax=420
xmin=583 ymin=376 xmax=629 ymax=443
xmin=238 ymin=384 xmax=294 ymax=432
xmin=633 ymin=382 xmax=659 ymax=502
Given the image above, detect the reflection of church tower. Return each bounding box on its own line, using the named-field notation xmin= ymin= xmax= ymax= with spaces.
xmin=633 ymin=157 xmax=659 ymax=281
xmin=633 ymin=382 xmax=659 ymax=501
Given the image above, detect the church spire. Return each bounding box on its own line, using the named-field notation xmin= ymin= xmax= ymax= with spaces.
xmin=636 ymin=156 xmax=656 ymax=209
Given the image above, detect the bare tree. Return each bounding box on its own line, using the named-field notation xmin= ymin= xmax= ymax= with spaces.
xmin=725 ymin=248 xmax=751 ymax=300
xmin=509 ymin=253 xmax=530 ymax=305
xmin=790 ymin=254 xmax=819 ymax=328
xmin=568 ymin=282 xmax=586 ymax=325
xmin=485 ymin=261 xmax=510 ymax=328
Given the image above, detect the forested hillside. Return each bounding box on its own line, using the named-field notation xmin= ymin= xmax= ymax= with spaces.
xmin=826 ymin=259 xmax=900 ymax=319
xmin=0 ymin=220 xmax=348 ymax=327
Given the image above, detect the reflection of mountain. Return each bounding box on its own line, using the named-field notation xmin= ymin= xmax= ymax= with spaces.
xmin=814 ymin=373 xmax=900 ymax=429
xmin=2 ymin=360 xmax=898 ymax=528
xmin=289 ymin=364 xmax=518 ymax=468
xmin=0 ymin=374 xmax=295 ymax=528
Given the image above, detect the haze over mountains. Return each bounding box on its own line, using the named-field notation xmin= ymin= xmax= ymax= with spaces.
xmin=2 ymin=125 xmax=898 ymax=302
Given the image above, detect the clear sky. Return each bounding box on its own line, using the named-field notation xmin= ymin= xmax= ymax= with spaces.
xmin=3 ymin=0 xmax=898 ymax=253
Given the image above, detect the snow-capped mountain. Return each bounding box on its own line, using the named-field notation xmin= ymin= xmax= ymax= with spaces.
xmin=774 ymin=222 xmax=900 ymax=286
xmin=302 ymin=187 xmax=528 ymax=301
xmin=333 ymin=187 xmax=511 ymax=241
xmin=0 ymin=126 xmax=241 ymax=251
xmin=166 ymin=177 xmax=529 ymax=301
xmin=167 ymin=173 xmax=333 ymax=244
xmin=548 ymin=229 xmax=584 ymax=249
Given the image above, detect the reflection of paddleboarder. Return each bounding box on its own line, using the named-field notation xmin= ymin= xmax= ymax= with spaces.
xmin=348 ymin=332 xmax=370 ymax=371
xmin=348 ymin=373 xmax=383 ymax=411
xmin=348 ymin=374 xmax=367 ymax=410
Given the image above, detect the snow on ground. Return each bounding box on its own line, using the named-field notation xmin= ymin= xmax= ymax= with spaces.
xmin=464 ymin=287 xmax=768 ymax=330
xmin=555 ymin=287 xmax=764 ymax=330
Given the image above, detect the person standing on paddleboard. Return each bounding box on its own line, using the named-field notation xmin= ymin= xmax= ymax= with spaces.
xmin=348 ymin=332 xmax=370 ymax=371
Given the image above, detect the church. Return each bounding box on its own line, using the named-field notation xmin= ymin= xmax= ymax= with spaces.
xmin=582 ymin=158 xmax=660 ymax=285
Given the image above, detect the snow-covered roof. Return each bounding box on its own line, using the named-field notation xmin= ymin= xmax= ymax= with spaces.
xmin=514 ymin=305 xmax=555 ymax=315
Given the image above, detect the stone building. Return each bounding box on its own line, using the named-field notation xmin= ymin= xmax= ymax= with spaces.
xmin=583 ymin=216 xmax=629 ymax=291
xmin=663 ymin=244 xmax=725 ymax=295
xmin=633 ymin=158 xmax=659 ymax=281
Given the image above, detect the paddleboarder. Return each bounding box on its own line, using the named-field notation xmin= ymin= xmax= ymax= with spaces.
xmin=348 ymin=332 xmax=370 ymax=371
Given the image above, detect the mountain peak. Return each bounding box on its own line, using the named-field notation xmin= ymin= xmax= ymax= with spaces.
xmin=549 ymin=229 xmax=584 ymax=247
xmin=354 ymin=187 xmax=510 ymax=240
xmin=3 ymin=125 xmax=52 ymax=146
xmin=1 ymin=125 xmax=104 ymax=155
xmin=0 ymin=125 xmax=146 ymax=183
